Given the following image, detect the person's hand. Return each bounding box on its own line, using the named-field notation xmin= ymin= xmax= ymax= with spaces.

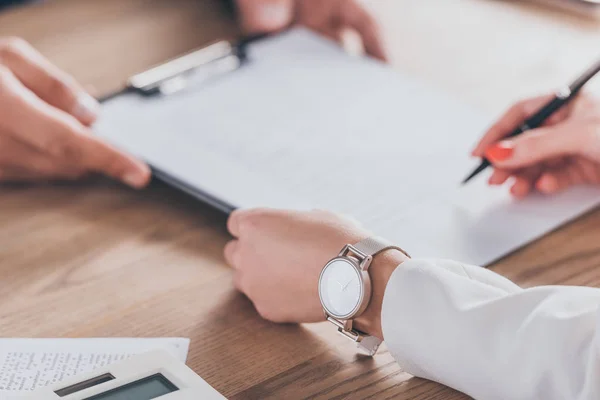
xmin=0 ymin=37 xmax=150 ymax=186
xmin=472 ymin=93 xmax=600 ymax=198
xmin=235 ymin=0 xmax=387 ymax=61
xmin=224 ymin=208 xmax=408 ymax=339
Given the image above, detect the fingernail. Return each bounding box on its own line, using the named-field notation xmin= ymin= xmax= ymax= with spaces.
xmin=122 ymin=170 xmax=148 ymax=189
xmin=73 ymin=92 xmax=100 ymax=123
xmin=537 ymin=175 xmax=558 ymax=194
xmin=485 ymin=141 xmax=514 ymax=163
xmin=257 ymin=2 xmax=291 ymax=29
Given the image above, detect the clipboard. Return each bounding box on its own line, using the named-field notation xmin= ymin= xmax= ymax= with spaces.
xmin=98 ymin=34 xmax=270 ymax=214
xmin=93 ymin=28 xmax=600 ymax=266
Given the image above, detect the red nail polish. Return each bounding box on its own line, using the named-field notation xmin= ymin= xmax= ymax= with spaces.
xmin=485 ymin=142 xmax=514 ymax=162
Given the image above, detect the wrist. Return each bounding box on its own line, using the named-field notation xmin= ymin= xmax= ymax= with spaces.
xmin=353 ymin=249 xmax=408 ymax=340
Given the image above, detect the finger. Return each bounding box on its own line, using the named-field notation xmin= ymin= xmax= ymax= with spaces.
xmin=338 ymin=0 xmax=387 ymax=61
xmin=569 ymin=92 xmax=597 ymax=116
xmin=227 ymin=207 xmax=277 ymax=235
xmin=0 ymin=72 xmax=150 ymax=188
xmin=472 ymin=95 xmax=553 ymax=157
xmin=483 ymin=123 xmax=584 ymax=170
xmin=224 ymin=240 xmax=240 ymax=268
xmin=235 ymin=0 xmax=294 ymax=34
xmin=510 ymin=176 xmax=533 ymax=199
xmin=573 ymin=158 xmax=600 ymax=185
xmin=540 ymin=92 xmax=586 ymax=127
xmin=535 ymin=173 xmax=564 ymax=194
xmin=0 ymin=37 xmax=99 ymax=125
xmin=535 ymin=166 xmax=581 ymax=194
xmin=312 ymin=24 xmax=344 ymax=43
xmin=544 ymin=104 xmax=574 ymax=126
xmin=72 ymin=135 xmax=150 ymax=188
xmin=228 ymin=207 xmax=292 ymax=237
xmin=227 ymin=209 xmax=245 ymax=237
xmin=508 ymin=166 xmax=543 ymax=198
xmin=488 ymin=168 xmax=511 ymax=185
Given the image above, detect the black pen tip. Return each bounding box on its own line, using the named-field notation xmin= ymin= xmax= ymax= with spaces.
xmin=461 ymin=161 xmax=490 ymax=185
xmin=461 ymin=172 xmax=477 ymax=185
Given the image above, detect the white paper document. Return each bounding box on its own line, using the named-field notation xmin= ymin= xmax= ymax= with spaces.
xmin=0 ymin=338 xmax=189 ymax=399
xmin=96 ymin=28 xmax=600 ymax=266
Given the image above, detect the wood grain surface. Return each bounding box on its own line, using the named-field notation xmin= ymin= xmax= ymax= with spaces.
xmin=0 ymin=0 xmax=599 ymax=399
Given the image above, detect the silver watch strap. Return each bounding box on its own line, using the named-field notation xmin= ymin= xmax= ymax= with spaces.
xmin=353 ymin=236 xmax=410 ymax=259
xmin=327 ymin=316 xmax=382 ymax=356
xmin=346 ymin=237 xmax=409 ymax=356
xmin=358 ymin=335 xmax=383 ymax=357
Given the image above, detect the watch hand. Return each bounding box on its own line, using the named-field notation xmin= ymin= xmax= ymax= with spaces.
xmin=342 ymin=278 xmax=355 ymax=291
xmin=334 ymin=280 xmax=344 ymax=289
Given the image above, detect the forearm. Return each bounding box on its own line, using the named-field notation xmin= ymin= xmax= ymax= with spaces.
xmin=380 ymin=258 xmax=600 ymax=400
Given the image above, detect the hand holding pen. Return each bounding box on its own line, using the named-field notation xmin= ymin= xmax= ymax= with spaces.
xmin=463 ymin=59 xmax=600 ymax=198
xmin=470 ymin=93 xmax=600 ymax=198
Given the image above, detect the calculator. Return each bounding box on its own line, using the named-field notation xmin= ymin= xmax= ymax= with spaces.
xmin=26 ymin=350 xmax=224 ymax=400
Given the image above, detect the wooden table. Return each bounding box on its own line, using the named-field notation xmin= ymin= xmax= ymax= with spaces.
xmin=1 ymin=0 xmax=600 ymax=398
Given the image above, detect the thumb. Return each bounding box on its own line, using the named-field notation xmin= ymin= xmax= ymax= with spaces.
xmin=235 ymin=0 xmax=294 ymax=34
xmin=484 ymin=124 xmax=580 ymax=169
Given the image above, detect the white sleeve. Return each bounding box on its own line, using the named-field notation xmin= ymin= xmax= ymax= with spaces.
xmin=381 ymin=258 xmax=600 ymax=400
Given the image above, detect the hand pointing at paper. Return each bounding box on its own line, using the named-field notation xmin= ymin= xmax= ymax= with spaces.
xmin=474 ymin=93 xmax=600 ymax=198
xmin=235 ymin=0 xmax=388 ymax=62
xmin=0 ymin=37 xmax=150 ymax=187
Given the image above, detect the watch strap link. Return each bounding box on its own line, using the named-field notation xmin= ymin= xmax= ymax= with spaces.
xmin=353 ymin=236 xmax=410 ymax=259
xmin=327 ymin=316 xmax=382 ymax=356
xmin=358 ymin=335 xmax=383 ymax=357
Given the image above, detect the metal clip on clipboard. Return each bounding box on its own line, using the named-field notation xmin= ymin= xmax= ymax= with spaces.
xmin=127 ymin=40 xmax=246 ymax=97
xmin=98 ymin=34 xmax=267 ymax=101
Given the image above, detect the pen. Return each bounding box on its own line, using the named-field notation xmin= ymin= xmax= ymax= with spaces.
xmin=462 ymin=58 xmax=600 ymax=185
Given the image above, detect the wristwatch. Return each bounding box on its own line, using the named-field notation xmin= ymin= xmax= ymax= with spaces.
xmin=318 ymin=236 xmax=409 ymax=356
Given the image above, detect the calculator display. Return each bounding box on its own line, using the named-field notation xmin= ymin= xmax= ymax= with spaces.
xmin=83 ymin=374 xmax=178 ymax=400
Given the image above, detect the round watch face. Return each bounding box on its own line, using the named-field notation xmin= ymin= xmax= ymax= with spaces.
xmin=319 ymin=258 xmax=363 ymax=319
